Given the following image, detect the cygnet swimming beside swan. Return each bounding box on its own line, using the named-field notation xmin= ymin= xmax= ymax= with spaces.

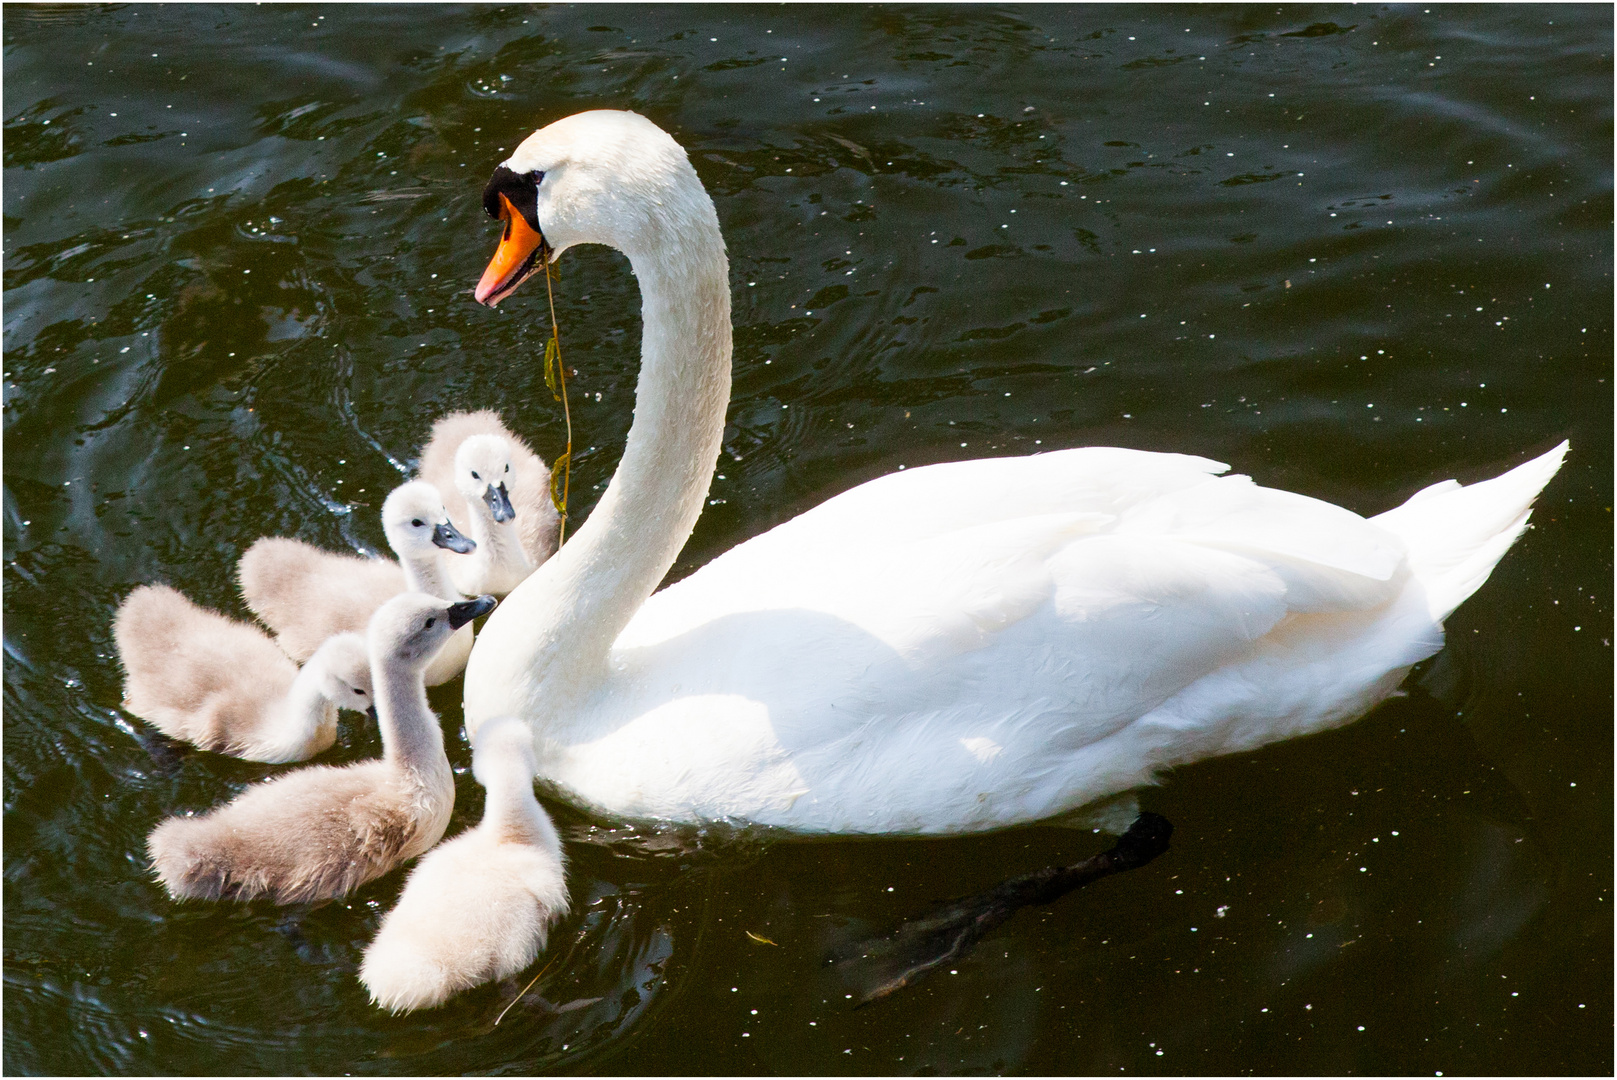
xmin=239 ymin=480 xmax=477 ymax=686
xmin=360 ymin=715 xmax=568 ymax=1013
xmin=146 ymin=591 xmax=496 ymax=905
xmin=114 ymin=583 xmax=372 ymax=763
xmin=417 ymin=410 xmax=559 ymax=597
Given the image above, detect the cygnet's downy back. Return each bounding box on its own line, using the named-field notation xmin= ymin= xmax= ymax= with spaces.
xmin=114 ymin=583 xmax=372 ymax=763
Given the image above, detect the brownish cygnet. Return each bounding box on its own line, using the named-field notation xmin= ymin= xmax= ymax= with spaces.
xmin=147 ymin=591 xmax=496 ymax=905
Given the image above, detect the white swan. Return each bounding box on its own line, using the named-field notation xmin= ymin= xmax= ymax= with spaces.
xmin=239 ymin=480 xmax=477 ymax=686
xmin=147 ymin=592 xmax=495 ymax=904
xmin=114 ymin=584 xmax=371 ymax=763
xmin=462 ymin=110 xmax=1568 ymax=836
xmin=417 ymin=410 xmax=558 ymax=597
xmin=360 ymin=715 xmax=568 ymax=1013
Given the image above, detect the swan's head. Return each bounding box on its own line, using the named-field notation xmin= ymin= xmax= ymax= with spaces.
xmin=307 ymin=631 xmax=374 ymax=714
xmin=475 ymin=109 xmax=714 ymax=306
xmin=470 ymin=714 xmax=537 ymax=788
xmin=368 ymin=592 xmax=498 ymax=672
xmin=453 ymin=434 xmax=517 ymax=524
xmin=381 ymin=480 xmax=475 ymax=559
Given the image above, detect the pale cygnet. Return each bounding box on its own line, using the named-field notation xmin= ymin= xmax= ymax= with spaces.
xmin=238 ymin=480 xmax=478 ymax=685
xmin=417 ymin=410 xmax=559 ymax=592
xmin=360 ymin=715 xmax=568 ymax=1013
xmin=147 ymin=591 xmax=497 ymax=905
xmin=436 ymin=434 xmax=539 ymax=597
xmin=114 ymin=584 xmax=372 ymax=763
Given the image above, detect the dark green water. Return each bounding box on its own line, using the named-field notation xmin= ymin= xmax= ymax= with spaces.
xmin=4 ymin=4 xmax=1610 ymax=1074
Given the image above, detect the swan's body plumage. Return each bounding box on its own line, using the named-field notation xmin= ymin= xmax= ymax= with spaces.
xmin=239 ymin=481 xmax=475 ymax=686
xmin=147 ymin=592 xmax=493 ymax=904
xmin=417 ymin=410 xmax=558 ymax=595
xmin=463 ymin=110 xmax=1568 ymax=836
xmin=360 ymin=716 xmax=568 ymax=1013
xmin=530 ymin=443 xmax=1563 ymax=833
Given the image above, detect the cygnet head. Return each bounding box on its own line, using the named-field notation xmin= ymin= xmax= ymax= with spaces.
xmin=308 ymin=631 xmax=374 ymax=712
xmin=368 ymin=591 xmax=497 ymax=673
xmin=471 ymin=715 xmax=537 ymax=788
xmin=382 ymin=480 xmax=475 ymax=558
xmin=454 ymin=435 xmax=517 ymax=524
xmin=476 ymin=110 xmax=713 ymax=305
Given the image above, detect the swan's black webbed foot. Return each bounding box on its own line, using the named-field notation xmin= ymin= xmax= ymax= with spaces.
xmin=829 ymin=812 xmax=1173 ymax=1007
xmin=1107 ymin=809 xmax=1173 ymax=870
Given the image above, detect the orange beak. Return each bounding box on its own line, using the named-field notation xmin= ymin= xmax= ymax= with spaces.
xmin=474 ymin=193 xmax=546 ymax=306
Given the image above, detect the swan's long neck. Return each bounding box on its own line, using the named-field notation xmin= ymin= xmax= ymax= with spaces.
xmin=373 ymin=655 xmax=448 ymax=778
xmin=464 ymin=206 xmax=731 ymax=731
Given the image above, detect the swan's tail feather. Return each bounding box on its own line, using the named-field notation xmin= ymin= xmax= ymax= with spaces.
xmin=1372 ymin=440 xmax=1568 ymax=623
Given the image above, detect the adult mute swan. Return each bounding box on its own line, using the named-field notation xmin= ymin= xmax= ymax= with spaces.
xmin=462 ymin=109 xmax=1567 ymax=836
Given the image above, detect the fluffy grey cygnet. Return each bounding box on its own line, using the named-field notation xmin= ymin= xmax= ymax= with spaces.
xmin=146 ymin=591 xmax=496 ymax=905
xmin=417 ymin=410 xmax=559 ymax=596
xmin=114 ymin=584 xmax=372 ymax=763
xmin=360 ymin=715 xmax=568 ymax=1013
xmin=237 ymin=480 xmax=478 ymax=686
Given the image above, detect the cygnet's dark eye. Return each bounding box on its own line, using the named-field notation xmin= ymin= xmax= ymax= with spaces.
xmin=471 ymin=471 xmax=480 ymax=480
xmin=504 ymin=464 xmax=510 ymax=472
xmin=353 ymin=687 xmax=366 ymax=696
xmin=425 ymin=617 xmax=436 ymax=629
xmin=412 ymin=518 xmax=424 ymax=527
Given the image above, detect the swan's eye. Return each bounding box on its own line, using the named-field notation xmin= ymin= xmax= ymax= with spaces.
xmin=425 ymin=617 xmax=436 ymax=629
xmin=532 ymin=170 xmax=545 ymax=185
xmin=353 ymin=687 xmax=366 ymax=696
xmin=470 ymin=471 xmax=480 ymax=480
xmin=412 ymin=518 xmax=424 ymax=527
xmin=504 ymin=464 xmax=510 ymax=472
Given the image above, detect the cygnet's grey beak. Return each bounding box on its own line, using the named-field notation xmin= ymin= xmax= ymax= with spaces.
xmin=433 ymin=519 xmax=476 ymax=554
xmin=447 ymin=594 xmax=497 ymax=630
xmin=484 ymin=482 xmax=516 ymax=524
xmin=365 ymin=704 xmax=379 ymax=722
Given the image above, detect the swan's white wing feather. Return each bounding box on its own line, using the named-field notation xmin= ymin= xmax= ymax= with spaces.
xmin=1118 ymin=474 xmax=1404 ymax=579
xmin=631 ymin=447 xmax=1228 ymax=630
xmin=707 ymin=446 xmax=1228 ymax=562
